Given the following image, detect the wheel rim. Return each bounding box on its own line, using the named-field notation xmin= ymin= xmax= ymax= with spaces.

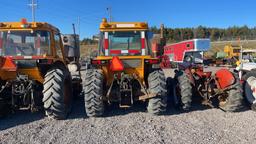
xmin=185 ymin=56 xmax=192 ymax=62
xmin=245 ymin=76 xmax=256 ymax=104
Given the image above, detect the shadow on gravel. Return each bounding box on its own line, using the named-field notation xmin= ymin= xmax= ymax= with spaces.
xmin=72 ymin=95 xmax=149 ymax=118
xmin=0 ymin=110 xmax=45 ymax=131
xmin=68 ymin=97 xmax=88 ymax=119
xmin=103 ymin=102 xmax=148 ymax=117
xmin=0 ymin=98 xmax=87 ymax=131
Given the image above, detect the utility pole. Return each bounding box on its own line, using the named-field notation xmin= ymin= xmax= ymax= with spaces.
xmin=28 ymin=0 xmax=37 ymax=22
xmin=107 ymin=7 xmax=112 ymax=22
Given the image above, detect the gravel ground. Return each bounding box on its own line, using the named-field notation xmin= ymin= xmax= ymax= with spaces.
xmin=1 ymin=68 xmax=256 ymax=144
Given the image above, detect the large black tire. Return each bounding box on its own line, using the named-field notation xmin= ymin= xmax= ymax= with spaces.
xmin=84 ymin=69 xmax=104 ymax=117
xmin=219 ymin=74 xmax=244 ymax=112
xmin=147 ymin=70 xmax=167 ymax=115
xmin=175 ymin=70 xmax=193 ymax=110
xmin=43 ymin=67 xmax=73 ymax=119
xmin=243 ymin=71 xmax=256 ymax=111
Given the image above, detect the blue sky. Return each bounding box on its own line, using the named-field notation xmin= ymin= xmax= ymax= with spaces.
xmin=0 ymin=0 xmax=255 ymax=39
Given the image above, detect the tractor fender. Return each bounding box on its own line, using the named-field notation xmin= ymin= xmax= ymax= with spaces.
xmin=215 ymin=69 xmax=235 ymax=89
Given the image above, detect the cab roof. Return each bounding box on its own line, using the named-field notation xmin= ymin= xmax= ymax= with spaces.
xmin=0 ymin=19 xmax=59 ymax=32
xmin=100 ymin=18 xmax=148 ymax=32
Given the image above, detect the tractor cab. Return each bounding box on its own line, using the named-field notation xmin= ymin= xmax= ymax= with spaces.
xmin=0 ymin=19 xmax=61 ymax=59
xmin=0 ymin=29 xmax=51 ymax=57
xmin=98 ymin=18 xmax=151 ymax=57
xmin=91 ymin=18 xmax=160 ymax=85
xmin=0 ymin=19 xmax=65 ymax=82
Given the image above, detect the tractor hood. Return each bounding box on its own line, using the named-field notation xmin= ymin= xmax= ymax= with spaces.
xmin=236 ymin=62 xmax=256 ymax=71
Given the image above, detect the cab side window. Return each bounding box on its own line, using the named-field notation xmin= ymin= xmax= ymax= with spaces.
xmin=54 ymin=34 xmax=63 ymax=58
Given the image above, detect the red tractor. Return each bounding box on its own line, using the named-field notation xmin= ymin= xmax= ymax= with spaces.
xmin=174 ymin=64 xmax=244 ymax=111
xmin=168 ymin=39 xmax=245 ymax=111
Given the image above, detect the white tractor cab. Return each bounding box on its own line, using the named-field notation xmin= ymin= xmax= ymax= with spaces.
xmin=236 ymin=49 xmax=256 ymax=111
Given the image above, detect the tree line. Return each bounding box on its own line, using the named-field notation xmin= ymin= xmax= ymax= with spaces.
xmin=80 ymin=25 xmax=256 ymax=45
xmin=150 ymin=25 xmax=256 ymax=43
xmin=80 ymin=38 xmax=98 ymax=45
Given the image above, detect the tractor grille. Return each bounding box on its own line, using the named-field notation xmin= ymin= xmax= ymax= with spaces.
xmin=121 ymin=59 xmax=142 ymax=68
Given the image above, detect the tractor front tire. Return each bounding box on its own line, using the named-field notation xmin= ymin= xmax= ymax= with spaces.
xmin=43 ymin=67 xmax=73 ymax=119
xmin=175 ymin=70 xmax=193 ymax=110
xmin=147 ymin=70 xmax=167 ymax=115
xmin=84 ymin=69 xmax=104 ymax=117
xmin=219 ymin=74 xmax=244 ymax=112
xmin=243 ymin=71 xmax=256 ymax=111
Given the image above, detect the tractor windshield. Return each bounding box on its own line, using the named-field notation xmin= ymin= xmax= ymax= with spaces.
xmin=99 ymin=31 xmax=148 ymax=56
xmin=109 ymin=31 xmax=141 ymax=50
xmin=0 ymin=30 xmax=51 ymax=56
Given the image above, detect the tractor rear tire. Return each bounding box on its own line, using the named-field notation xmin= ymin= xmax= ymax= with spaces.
xmin=43 ymin=67 xmax=73 ymax=119
xmin=147 ymin=70 xmax=167 ymax=115
xmin=243 ymin=71 xmax=256 ymax=111
xmin=84 ymin=69 xmax=105 ymax=117
xmin=175 ymin=70 xmax=193 ymax=110
xmin=219 ymin=74 xmax=244 ymax=112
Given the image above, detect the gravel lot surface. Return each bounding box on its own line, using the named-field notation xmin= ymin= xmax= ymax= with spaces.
xmin=1 ymin=68 xmax=256 ymax=144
